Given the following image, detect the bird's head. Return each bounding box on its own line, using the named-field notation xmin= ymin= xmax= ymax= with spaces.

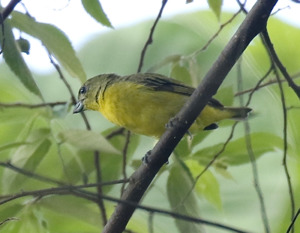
xmin=73 ymin=74 xmax=116 ymax=113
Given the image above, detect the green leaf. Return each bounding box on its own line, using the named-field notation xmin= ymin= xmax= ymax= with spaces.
xmin=10 ymin=12 xmax=86 ymax=82
xmin=190 ymin=130 xmax=212 ymax=149
xmin=175 ymin=137 xmax=192 ymax=158
xmin=0 ymin=203 xmax=23 ymax=221
xmin=40 ymin=195 xmax=104 ymax=231
xmin=185 ymin=160 xmax=222 ymax=209
xmin=170 ymin=62 xmax=192 ymax=86
xmin=0 ymin=20 xmax=42 ymax=97
xmin=1 ymin=205 xmax=49 ymax=233
xmin=167 ymin=164 xmax=205 ymax=233
xmin=192 ymin=133 xmax=283 ymax=166
xmin=3 ymin=129 xmax=51 ymax=192
xmin=58 ymin=129 xmax=120 ymax=154
xmin=207 ymin=0 xmax=222 ymax=20
xmin=81 ymin=0 xmax=112 ymax=28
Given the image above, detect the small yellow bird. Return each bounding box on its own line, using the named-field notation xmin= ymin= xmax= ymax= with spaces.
xmin=73 ymin=73 xmax=251 ymax=137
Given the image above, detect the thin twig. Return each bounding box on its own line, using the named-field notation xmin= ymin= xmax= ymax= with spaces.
xmin=272 ymin=57 xmax=295 ymax=233
xmin=245 ymin=66 xmax=273 ymax=106
xmin=48 ymin=52 xmax=110 ymax=221
xmin=0 ymin=0 xmax=21 ymax=23
xmin=101 ymin=194 xmax=251 ymax=233
xmin=191 ymin=8 xmax=243 ymax=57
xmin=47 ymin=52 xmax=91 ymax=130
xmin=149 ymin=7 xmax=243 ymax=73
xmin=0 ymin=186 xmax=250 ymax=233
xmin=0 ymin=179 xmax=128 ymax=206
xmin=121 ymin=130 xmax=131 ymax=196
xmin=244 ymin=121 xmax=270 ymax=233
xmin=148 ymin=212 xmax=154 ymax=233
xmin=236 ymin=3 xmax=296 ymax=231
xmin=180 ymin=61 xmax=271 ymax=207
xmin=48 ymin=53 xmax=76 ymax=104
xmin=237 ymin=54 xmax=270 ymax=233
xmin=260 ymin=30 xmax=300 ymax=98
xmin=94 ymin=151 xmax=108 ymax=225
xmin=278 ymin=81 xmax=295 ymax=228
xmin=236 ymin=0 xmax=300 ymax=99
xmin=286 ymin=208 xmax=300 ymax=233
xmin=0 ymin=161 xmax=129 ymax=191
xmin=259 ymin=28 xmax=296 ymax=233
xmin=105 ymin=127 xmax=125 ymax=140
xmin=137 ymin=0 xmax=168 ymax=73
xmin=0 ymin=101 xmax=67 ymax=108
xmin=0 ymin=217 xmax=19 ymax=226
xmin=235 ymin=72 xmax=300 ymax=97
xmin=0 ymin=161 xmax=65 ymax=186
xmin=0 ymin=179 xmax=129 ymax=201
xmin=179 ymin=122 xmax=238 ymax=206
xmin=0 ymin=186 xmax=96 ymax=205
xmin=271 ymin=5 xmax=290 ymax=16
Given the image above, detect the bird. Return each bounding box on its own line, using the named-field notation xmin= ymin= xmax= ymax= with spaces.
xmin=73 ymin=73 xmax=251 ymax=138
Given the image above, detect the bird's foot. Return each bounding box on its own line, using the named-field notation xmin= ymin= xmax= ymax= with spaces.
xmin=142 ymin=150 xmax=169 ymax=165
xmin=142 ymin=150 xmax=152 ymax=164
xmin=186 ymin=130 xmax=193 ymax=140
xmin=165 ymin=117 xmax=179 ymax=129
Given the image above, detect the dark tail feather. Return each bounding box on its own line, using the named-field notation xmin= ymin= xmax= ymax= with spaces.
xmin=226 ymin=107 xmax=252 ymax=120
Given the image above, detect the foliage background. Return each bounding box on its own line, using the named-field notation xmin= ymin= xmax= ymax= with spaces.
xmin=0 ymin=1 xmax=299 ymax=233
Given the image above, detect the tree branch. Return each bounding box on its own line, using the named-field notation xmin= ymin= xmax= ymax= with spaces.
xmin=102 ymin=1 xmax=278 ymax=232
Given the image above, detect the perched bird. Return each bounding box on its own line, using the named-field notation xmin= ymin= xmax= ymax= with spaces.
xmin=73 ymin=73 xmax=251 ymax=137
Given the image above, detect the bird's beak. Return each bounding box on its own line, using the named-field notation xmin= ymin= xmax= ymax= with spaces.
xmin=73 ymin=100 xmax=84 ymax=113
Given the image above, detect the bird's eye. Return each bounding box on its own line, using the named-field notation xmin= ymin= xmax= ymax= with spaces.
xmin=79 ymin=86 xmax=86 ymax=94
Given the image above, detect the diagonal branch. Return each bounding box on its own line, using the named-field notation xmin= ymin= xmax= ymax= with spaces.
xmin=102 ymin=1 xmax=278 ymax=232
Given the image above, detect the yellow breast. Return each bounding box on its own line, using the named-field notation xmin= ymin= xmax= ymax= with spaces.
xmin=98 ymin=82 xmax=188 ymax=137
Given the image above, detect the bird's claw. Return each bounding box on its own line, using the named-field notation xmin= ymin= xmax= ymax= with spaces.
xmin=142 ymin=150 xmax=152 ymax=164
